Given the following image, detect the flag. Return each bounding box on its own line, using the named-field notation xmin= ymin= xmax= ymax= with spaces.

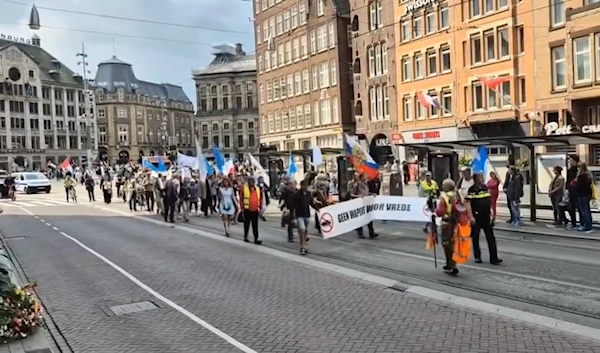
xmin=288 ymin=154 xmax=297 ymax=175
xmin=417 ymin=92 xmax=440 ymax=109
xmin=479 ymin=76 xmax=510 ymax=90
xmin=59 ymin=157 xmax=72 ymax=173
xmin=212 ymin=146 xmax=225 ymax=173
xmin=195 ymin=136 xmax=208 ymax=182
xmin=472 ymin=146 xmax=488 ymax=175
xmin=248 ymin=153 xmax=270 ymax=187
xmin=344 ymin=134 xmax=379 ymax=179
xmin=142 ymin=157 xmax=159 ymax=172
xmin=223 ymin=159 xmax=235 ymax=175
xmin=156 ymin=157 xmax=167 ymax=172
xmin=311 ymin=145 xmax=323 ymax=167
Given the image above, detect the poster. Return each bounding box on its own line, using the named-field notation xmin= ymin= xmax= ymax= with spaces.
xmin=317 ymin=196 xmax=432 ymax=239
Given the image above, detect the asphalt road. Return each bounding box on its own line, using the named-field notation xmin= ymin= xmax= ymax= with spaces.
xmin=1 ymin=191 xmax=600 ymax=352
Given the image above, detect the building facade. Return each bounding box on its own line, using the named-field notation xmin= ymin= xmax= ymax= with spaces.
xmin=253 ymin=0 xmax=354 ymax=157
xmin=394 ymin=0 xmax=535 ymax=163
xmin=0 ymin=34 xmax=98 ymax=172
xmin=192 ymin=44 xmax=259 ymax=160
xmin=533 ymin=0 xmax=600 ymax=165
xmin=93 ymin=56 xmax=194 ymax=164
xmin=350 ymin=0 xmax=398 ymax=164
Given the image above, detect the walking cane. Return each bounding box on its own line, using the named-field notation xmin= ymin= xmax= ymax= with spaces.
xmin=431 ymin=212 xmax=438 ymax=268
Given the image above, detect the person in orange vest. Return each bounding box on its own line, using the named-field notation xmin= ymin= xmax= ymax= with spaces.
xmin=239 ymin=177 xmax=265 ymax=244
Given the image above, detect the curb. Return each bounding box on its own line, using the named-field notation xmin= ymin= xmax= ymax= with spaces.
xmin=95 ymin=205 xmax=600 ymax=342
xmin=494 ymin=224 xmax=600 ymax=241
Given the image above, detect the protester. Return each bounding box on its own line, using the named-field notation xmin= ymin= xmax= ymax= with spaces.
xmin=574 ymin=162 xmax=593 ymax=233
xmin=506 ymin=166 xmax=524 ymax=227
xmin=292 ymin=180 xmax=315 ymax=255
xmin=85 ymin=174 xmax=95 ymax=202
xmin=188 ymin=178 xmax=200 ymax=217
xmin=163 ymin=174 xmax=180 ymax=223
xmin=349 ymin=173 xmax=377 ymax=239
xmin=566 ymin=155 xmax=580 ymax=229
xmin=549 ymin=166 xmax=566 ymax=227
xmin=486 ymin=171 xmax=500 ymax=224
xmin=218 ymin=177 xmax=236 ymax=237
xmin=239 ymin=177 xmax=264 ymax=244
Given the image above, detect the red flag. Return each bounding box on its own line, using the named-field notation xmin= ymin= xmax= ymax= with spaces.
xmin=417 ymin=92 xmax=439 ymax=108
xmin=59 ymin=157 xmax=71 ymax=171
xmin=479 ymin=76 xmax=510 ymax=90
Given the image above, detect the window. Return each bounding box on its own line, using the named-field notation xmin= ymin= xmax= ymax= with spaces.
xmin=574 ymin=37 xmax=591 ymax=83
xmin=273 ymin=80 xmax=280 ymax=100
xmin=317 ymin=25 xmax=327 ymax=51
xmin=277 ymin=44 xmax=284 ymax=66
xmin=98 ymin=109 xmax=105 ymax=118
xmin=401 ymin=19 xmax=411 ymax=42
xmin=317 ymin=0 xmax=325 ymax=16
xmin=441 ymin=46 xmax=451 ymax=72
xmin=415 ymin=52 xmax=424 ymax=78
xmin=268 ymin=112 xmax=274 ymax=133
xmin=269 ymin=16 xmax=275 ymax=38
xmin=260 ymin=84 xmax=264 ymax=104
xmin=369 ymin=88 xmax=376 ymax=121
xmin=284 ymin=10 xmax=290 ymax=32
xmin=275 ymin=111 xmax=281 ymax=131
xmin=376 ymin=86 xmax=383 ymax=119
xmin=470 ymin=0 xmax=481 ymax=18
xmin=320 ymin=99 xmax=331 ymax=124
xmin=442 ymin=90 xmax=452 ymax=115
xmin=310 ymin=30 xmax=316 ymax=54
xmin=312 ymin=66 xmax=318 ymax=91
xmin=375 ymin=44 xmax=382 ymax=75
xmin=517 ymin=25 xmax=524 ymax=54
xmin=472 ymin=82 xmax=484 ymax=110
xmin=265 ymin=49 xmax=271 ymax=70
xmin=295 ymin=72 xmax=302 ymax=94
xmin=117 ymin=108 xmax=127 ymax=118
xmin=280 ymin=110 xmax=288 ymax=131
xmin=118 ymin=124 xmax=128 ymax=143
xmin=471 ymin=34 xmax=482 ymax=64
xmin=319 ymin=62 xmax=329 ymax=88
xmin=291 ymin=5 xmax=298 ymax=28
xmin=328 ymin=22 xmax=335 ymax=48
xmin=552 ymin=46 xmax=566 ymax=89
xmin=289 ymin=108 xmax=296 ymax=130
xmin=596 ymin=34 xmax=600 ymax=80
xmin=300 ymin=35 xmax=308 ymax=58
xmin=285 ymin=41 xmax=292 ymax=64
xmin=439 ymin=4 xmax=449 ymax=29
xmin=498 ymin=27 xmax=509 ymax=58
xmin=303 ymin=69 xmax=310 ymax=93
xmin=413 ymin=15 xmax=423 ymax=38
xmin=258 ymin=55 xmax=263 ymax=73
xmin=276 ymin=13 xmax=283 ymax=35
xmin=99 ymin=126 xmax=107 ymax=144
xmin=500 ymin=77 xmax=510 ymax=107
xmin=426 ymin=10 xmax=436 ymax=34
xmin=267 ymin=81 xmax=273 ymax=102
xmin=428 ymin=91 xmax=439 ymax=117
xmin=262 ymin=21 xmax=268 ymax=42
xmin=551 ymin=0 xmax=565 ymax=27
xmin=484 ymin=30 xmax=495 ymax=61
xmin=296 ymin=105 xmax=304 ymax=129
xmin=518 ymin=77 xmax=526 ymax=105
xmin=403 ymin=96 xmax=413 ymax=121
xmin=299 ymin=2 xmax=306 ymax=24
xmin=487 ymin=83 xmax=498 ymax=108
xmin=499 ymin=0 xmax=507 ymax=7
xmin=287 ymin=74 xmax=294 ymax=96
xmin=369 ymin=0 xmax=382 ymax=30
xmin=427 ymin=50 xmax=437 ymax=76
xmin=416 ymin=98 xmax=425 ymax=120
xmin=313 ymin=101 xmax=320 ymax=126
xmin=329 ymin=60 xmax=337 ymax=86
xmin=382 ymin=42 xmax=388 ymax=73
xmin=484 ymin=0 xmax=494 ymax=13
xmin=293 ymin=38 xmax=300 ymax=61
xmin=402 ymin=56 xmax=412 ymax=81
xmin=368 ymin=47 xmax=376 ymax=77
xmin=383 ymin=86 xmax=389 ymax=118
xmin=137 ymin=126 xmax=144 ymax=143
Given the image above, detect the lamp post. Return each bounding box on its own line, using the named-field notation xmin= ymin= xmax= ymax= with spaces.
xmin=159 ymin=97 xmax=169 ymax=156
xmin=76 ymin=43 xmax=93 ymax=170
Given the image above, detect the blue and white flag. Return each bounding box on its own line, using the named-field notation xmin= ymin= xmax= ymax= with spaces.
xmin=472 ymin=146 xmax=488 ymax=175
xmin=288 ymin=153 xmax=297 ymax=175
xmin=212 ymin=146 xmax=225 ymax=173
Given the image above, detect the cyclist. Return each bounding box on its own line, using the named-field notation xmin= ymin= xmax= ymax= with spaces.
xmin=4 ymin=175 xmax=16 ymax=201
xmin=64 ymin=172 xmax=76 ymax=202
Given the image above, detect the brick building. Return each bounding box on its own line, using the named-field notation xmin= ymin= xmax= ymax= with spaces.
xmin=253 ymin=0 xmax=355 ymax=173
xmin=350 ymin=0 xmax=398 ymax=165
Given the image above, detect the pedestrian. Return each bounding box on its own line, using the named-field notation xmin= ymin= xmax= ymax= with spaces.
xmin=503 ymin=162 xmax=514 ymax=224
xmin=200 ymin=176 xmax=210 ymax=218
xmin=188 ymin=178 xmax=200 ymax=217
xmin=574 ymin=162 xmax=593 ymax=233
xmin=143 ymin=172 xmax=155 ymax=212
xmin=163 ymin=174 xmax=180 ymax=223
xmin=466 ymin=173 xmax=503 ymax=265
xmin=419 ymin=171 xmax=439 ymax=233
xmin=350 ymin=173 xmax=378 ymax=239
xmin=219 ymin=177 xmax=236 ymax=237
xmin=101 ymin=175 xmax=112 ymax=204
xmin=85 ymin=174 xmax=95 ymax=202
xmin=127 ymin=177 xmax=138 ymax=212
xmin=239 ymin=177 xmax=264 ymax=244
xmin=549 ymin=166 xmax=566 ymax=227
xmin=486 ymin=171 xmax=500 ymax=224
xmin=292 ymin=180 xmax=314 ymax=255
xmin=566 ymin=155 xmax=580 ymax=229
xmin=506 ymin=166 xmax=524 ymax=227
xmin=281 ymin=180 xmax=297 ymax=242
xmin=179 ymin=177 xmax=190 ymax=222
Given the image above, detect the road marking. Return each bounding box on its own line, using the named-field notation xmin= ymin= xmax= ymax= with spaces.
xmin=52 ymin=227 xmax=58 ymax=231
xmin=18 ymin=207 xmax=257 ymax=353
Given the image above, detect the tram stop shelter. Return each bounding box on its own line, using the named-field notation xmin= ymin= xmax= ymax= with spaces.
xmin=397 ymin=132 xmax=600 ymax=222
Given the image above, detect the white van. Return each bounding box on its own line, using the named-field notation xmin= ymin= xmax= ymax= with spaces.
xmin=11 ymin=172 xmax=51 ymax=194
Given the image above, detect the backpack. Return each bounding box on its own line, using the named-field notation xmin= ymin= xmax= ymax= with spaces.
xmin=179 ymin=184 xmax=189 ymax=200
xmin=165 ymin=180 xmax=176 ymax=199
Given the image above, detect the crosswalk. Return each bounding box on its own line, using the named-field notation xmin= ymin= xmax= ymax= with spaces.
xmin=0 ymin=199 xmax=77 ymax=208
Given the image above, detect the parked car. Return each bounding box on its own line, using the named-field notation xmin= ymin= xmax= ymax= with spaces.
xmin=11 ymin=172 xmax=51 ymax=194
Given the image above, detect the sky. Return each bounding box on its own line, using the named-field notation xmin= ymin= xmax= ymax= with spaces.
xmin=0 ymin=0 xmax=255 ymax=107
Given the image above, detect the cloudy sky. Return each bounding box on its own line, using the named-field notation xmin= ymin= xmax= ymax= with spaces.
xmin=0 ymin=0 xmax=255 ymax=107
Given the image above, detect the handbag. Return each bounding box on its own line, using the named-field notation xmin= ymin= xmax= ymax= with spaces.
xmin=237 ymin=212 xmax=244 ymax=223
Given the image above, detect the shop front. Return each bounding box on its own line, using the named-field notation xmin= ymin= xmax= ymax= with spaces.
xmin=368 ymin=133 xmax=395 ymax=165
xmin=399 ymin=126 xmax=460 ymax=161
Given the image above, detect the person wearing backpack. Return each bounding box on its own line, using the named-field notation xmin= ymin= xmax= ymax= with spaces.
xmin=163 ymin=174 xmax=180 ymax=223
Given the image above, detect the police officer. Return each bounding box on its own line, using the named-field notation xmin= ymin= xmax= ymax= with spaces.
xmin=466 ymin=173 xmax=503 ymax=265
xmin=420 ymin=171 xmax=439 ymax=232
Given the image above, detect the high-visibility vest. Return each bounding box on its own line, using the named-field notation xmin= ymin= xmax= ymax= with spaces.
xmin=420 ymin=180 xmax=439 ymax=197
xmin=243 ymin=185 xmax=261 ymax=209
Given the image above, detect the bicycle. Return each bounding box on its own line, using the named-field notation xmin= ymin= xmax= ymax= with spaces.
xmin=69 ymin=187 xmax=78 ymax=203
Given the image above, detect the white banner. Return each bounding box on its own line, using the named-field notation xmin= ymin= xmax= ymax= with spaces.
xmin=317 ymin=196 xmax=432 ymax=239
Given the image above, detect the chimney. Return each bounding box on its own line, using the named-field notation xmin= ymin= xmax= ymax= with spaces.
xmin=31 ymin=34 xmax=40 ymax=47
xmin=235 ymin=43 xmax=244 ymax=56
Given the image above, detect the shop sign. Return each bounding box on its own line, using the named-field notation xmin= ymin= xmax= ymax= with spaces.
xmin=0 ymin=149 xmax=45 ymax=154
xmin=0 ymin=33 xmax=31 ymax=44
xmin=404 ymin=0 xmax=439 ymax=14
xmin=544 ymin=122 xmax=600 ymax=135
xmin=374 ymin=138 xmax=390 ymax=147
xmin=401 ymin=127 xmax=458 ymax=144
xmin=412 ymin=131 xmax=441 ymax=140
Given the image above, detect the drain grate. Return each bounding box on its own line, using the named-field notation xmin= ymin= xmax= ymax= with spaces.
xmin=389 ymin=283 xmax=409 ymax=292
xmin=107 ymin=301 xmax=158 ymax=316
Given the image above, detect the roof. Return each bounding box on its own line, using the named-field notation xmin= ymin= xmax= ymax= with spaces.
xmin=192 ymin=43 xmax=256 ymax=76
xmin=93 ymin=56 xmax=191 ymax=102
xmin=331 ymin=0 xmax=350 ymax=15
xmin=0 ymin=39 xmax=81 ymax=86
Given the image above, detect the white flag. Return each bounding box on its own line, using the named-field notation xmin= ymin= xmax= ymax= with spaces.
xmin=195 ymin=136 xmax=208 ymax=182
xmin=248 ymin=153 xmax=270 ymax=187
xmin=311 ymin=145 xmax=323 ymax=167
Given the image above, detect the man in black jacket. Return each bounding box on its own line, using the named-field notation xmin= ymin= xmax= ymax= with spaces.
xmin=566 ymin=155 xmax=580 ymax=229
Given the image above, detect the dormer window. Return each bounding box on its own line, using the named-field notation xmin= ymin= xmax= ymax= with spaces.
xmin=118 ymin=88 xmax=124 ymax=102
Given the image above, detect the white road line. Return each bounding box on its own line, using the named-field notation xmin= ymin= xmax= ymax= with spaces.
xmin=18 ymin=207 xmax=257 ymax=353
xmin=52 ymin=227 xmax=58 ymax=231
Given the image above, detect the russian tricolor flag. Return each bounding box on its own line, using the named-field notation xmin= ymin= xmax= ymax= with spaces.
xmin=344 ymin=134 xmax=379 ymax=179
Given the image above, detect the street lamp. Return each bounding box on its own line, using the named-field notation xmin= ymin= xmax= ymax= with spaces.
xmin=76 ymin=43 xmax=93 ymax=170
xmin=158 ymin=97 xmax=169 ymax=155
xmin=28 ymin=5 xmax=40 ymax=30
